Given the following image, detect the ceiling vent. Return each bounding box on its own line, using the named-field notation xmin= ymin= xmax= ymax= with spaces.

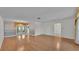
xmin=37 ymin=17 xmax=40 ymax=19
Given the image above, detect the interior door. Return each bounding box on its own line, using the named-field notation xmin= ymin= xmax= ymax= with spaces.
xmin=54 ymin=23 xmax=61 ymax=36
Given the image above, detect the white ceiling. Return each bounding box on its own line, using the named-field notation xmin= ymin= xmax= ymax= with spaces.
xmin=0 ymin=7 xmax=76 ymax=22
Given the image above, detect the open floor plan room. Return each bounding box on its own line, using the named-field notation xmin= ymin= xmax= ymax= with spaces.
xmin=0 ymin=7 xmax=79 ymax=51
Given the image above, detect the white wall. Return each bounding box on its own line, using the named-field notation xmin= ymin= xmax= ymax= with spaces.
xmin=0 ymin=16 xmax=4 ymax=48
xmin=34 ymin=17 xmax=75 ymax=39
xmin=4 ymin=21 xmax=16 ymax=37
xmin=4 ymin=17 xmax=75 ymax=39
xmin=61 ymin=18 xmax=75 ymax=39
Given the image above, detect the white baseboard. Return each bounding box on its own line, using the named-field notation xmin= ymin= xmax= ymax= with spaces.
xmin=75 ymin=40 xmax=79 ymax=44
xmin=4 ymin=35 xmax=16 ymax=37
xmin=0 ymin=37 xmax=4 ymax=48
xmin=33 ymin=34 xmax=74 ymax=40
xmin=4 ymin=34 xmax=35 ymax=38
xmin=4 ymin=34 xmax=75 ymax=40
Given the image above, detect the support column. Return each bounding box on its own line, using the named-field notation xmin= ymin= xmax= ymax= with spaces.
xmin=26 ymin=25 xmax=30 ymax=42
xmin=0 ymin=16 xmax=4 ymax=48
xmin=75 ymin=17 xmax=79 ymax=44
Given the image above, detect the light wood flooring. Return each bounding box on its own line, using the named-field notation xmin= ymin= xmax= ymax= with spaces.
xmin=0 ymin=35 xmax=79 ymax=51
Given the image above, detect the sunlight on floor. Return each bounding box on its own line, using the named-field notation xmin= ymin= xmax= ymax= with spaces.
xmin=17 ymin=45 xmax=25 ymax=51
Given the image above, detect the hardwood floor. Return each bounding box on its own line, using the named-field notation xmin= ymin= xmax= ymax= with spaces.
xmin=1 ymin=35 xmax=79 ymax=51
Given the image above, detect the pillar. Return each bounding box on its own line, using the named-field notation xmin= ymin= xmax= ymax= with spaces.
xmin=0 ymin=16 xmax=4 ymax=48
xmin=75 ymin=17 xmax=79 ymax=44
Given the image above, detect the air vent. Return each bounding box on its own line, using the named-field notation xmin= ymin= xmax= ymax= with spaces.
xmin=37 ymin=17 xmax=40 ymax=19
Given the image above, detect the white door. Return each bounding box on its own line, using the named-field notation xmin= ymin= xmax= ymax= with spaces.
xmin=54 ymin=23 xmax=61 ymax=36
xmin=0 ymin=16 xmax=4 ymax=48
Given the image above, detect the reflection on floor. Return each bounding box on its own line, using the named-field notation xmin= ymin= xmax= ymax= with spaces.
xmin=1 ymin=35 xmax=79 ymax=51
